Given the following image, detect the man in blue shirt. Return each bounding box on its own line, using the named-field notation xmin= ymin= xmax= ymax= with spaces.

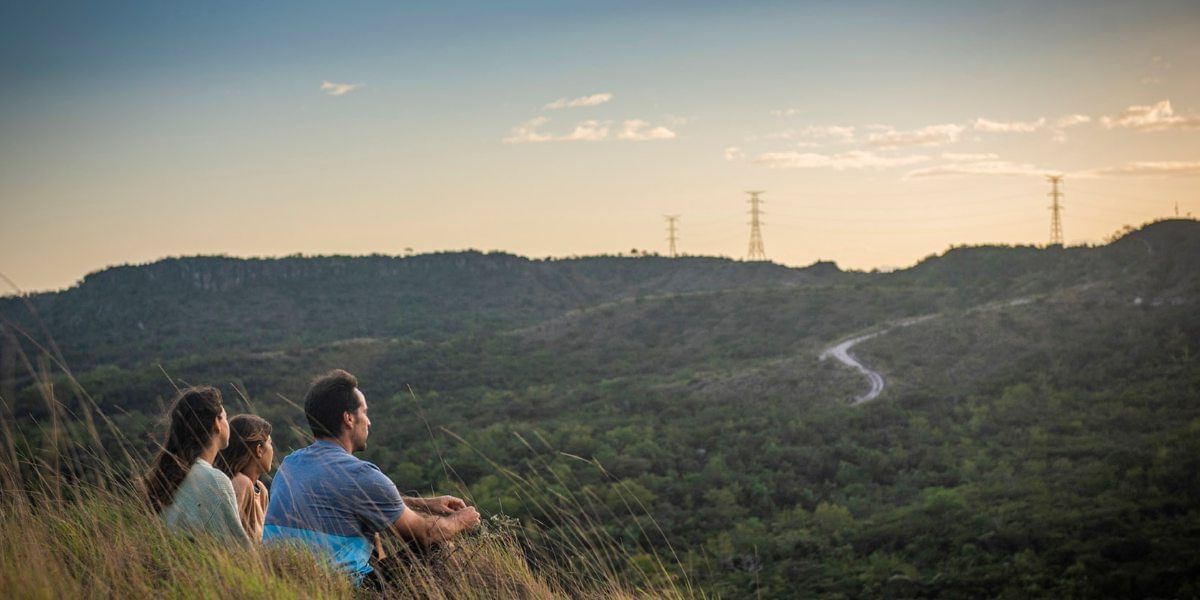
xmin=264 ymin=369 xmax=480 ymax=583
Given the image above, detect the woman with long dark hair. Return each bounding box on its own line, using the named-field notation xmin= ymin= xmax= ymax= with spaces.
xmin=143 ymin=386 xmax=248 ymax=544
xmin=215 ymin=414 xmax=274 ymax=541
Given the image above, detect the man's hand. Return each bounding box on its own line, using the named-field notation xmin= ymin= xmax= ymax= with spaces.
xmin=425 ymin=495 xmax=467 ymax=516
xmin=392 ymin=503 xmax=481 ymax=548
xmin=448 ymin=505 xmax=481 ymax=532
xmin=403 ymin=494 xmax=469 ymax=516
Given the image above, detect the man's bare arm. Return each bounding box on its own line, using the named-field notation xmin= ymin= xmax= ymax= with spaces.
xmin=401 ymin=495 xmax=467 ymax=515
xmin=389 ymin=504 xmax=480 ymax=548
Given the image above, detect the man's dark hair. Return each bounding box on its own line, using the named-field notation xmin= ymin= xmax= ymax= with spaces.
xmin=304 ymin=369 xmax=360 ymax=438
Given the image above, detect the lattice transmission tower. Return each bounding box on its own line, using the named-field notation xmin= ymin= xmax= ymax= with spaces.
xmin=664 ymin=215 xmax=680 ymax=257
xmin=746 ymin=191 xmax=767 ymax=260
xmin=1046 ymin=175 xmax=1064 ymax=246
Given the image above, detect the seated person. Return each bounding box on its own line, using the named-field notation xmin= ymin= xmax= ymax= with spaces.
xmin=263 ymin=369 xmax=480 ymax=584
xmin=215 ymin=414 xmax=275 ymax=542
xmin=143 ymin=386 xmax=249 ymax=546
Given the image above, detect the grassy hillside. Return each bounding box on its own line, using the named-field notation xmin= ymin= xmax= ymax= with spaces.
xmin=3 ymin=219 xmax=1198 ymax=598
xmin=0 ymin=432 xmax=688 ymax=599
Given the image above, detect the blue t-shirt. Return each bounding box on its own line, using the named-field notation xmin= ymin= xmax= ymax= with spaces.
xmin=263 ymin=441 xmax=406 ymax=581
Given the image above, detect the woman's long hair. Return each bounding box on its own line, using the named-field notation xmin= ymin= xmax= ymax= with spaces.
xmin=142 ymin=386 xmax=224 ymax=513
xmin=214 ymin=414 xmax=272 ymax=480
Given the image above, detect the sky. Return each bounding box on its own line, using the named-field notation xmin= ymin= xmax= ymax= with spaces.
xmin=1 ymin=0 xmax=1198 ymax=292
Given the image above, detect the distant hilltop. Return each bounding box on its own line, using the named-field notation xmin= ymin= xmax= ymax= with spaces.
xmin=1 ymin=218 xmax=1195 ymax=373
xmin=71 ymin=251 xmax=828 ymax=294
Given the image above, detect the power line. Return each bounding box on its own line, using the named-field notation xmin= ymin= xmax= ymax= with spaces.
xmin=745 ymin=191 xmax=767 ymax=261
xmin=664 ymin=215 xmax=680 ymax=257
xmin=1047 ymin=175 xmax=1064 ymax=246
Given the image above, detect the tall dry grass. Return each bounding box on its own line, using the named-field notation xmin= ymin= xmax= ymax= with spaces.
xmin=0 ymin=314 xmax=694 ymax=599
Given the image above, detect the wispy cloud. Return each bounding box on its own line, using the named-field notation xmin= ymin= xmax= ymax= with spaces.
xmin=544 ymin=92 xmax=614 ymax=110
xmin=973 ymin=117 xmax=1045 ymax=133
xmin=617 ymin=119 xmax=677 ymax=141
xmin=320 ymin=80 xmax=361 ymax=96
xmin=904 ymin=160 xmax=1053 ymax=179
xmin=751 ymin=124 xmax=855 ymax=145
xmin=1085 ymin=160 xmax=1200 ymax=178
xmin=1055 ymin=114 xmax=1092 ymax=128
xmin=867 ymin=124 xmax=963 ymax=148
xmin=754 ymin=150 xmax=930 ymax=170
xmin=1050 ymin=114 xmax=1092 ymax=142
xmin=724 ymin=146 xmax=746 ymax=161
xmin=561 ymin=120 xmax=610 ymax=141
xmin=503 ymin=117 xmax=676 ymax=144
xmin=1100 ymin=100 xmax=1200 ymax=131
xmin=503 ymin=117 xmax=555 ymax=144
xmin=795 ymin=125 xmax=855 ymax=143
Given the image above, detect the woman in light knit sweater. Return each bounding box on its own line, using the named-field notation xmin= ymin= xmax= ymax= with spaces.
xmin=142 ymin=386 xmax=249 ymax=545
xmin=215 ymin=414 xmax=275 ymax=541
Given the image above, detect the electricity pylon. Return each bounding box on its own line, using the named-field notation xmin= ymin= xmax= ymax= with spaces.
xmin=746 ymin=191 xmax=767 ymax=260
xmin=1046 ymin=175 xmax=1064 ymax=246
xmin=664 ymin=215 xmax=680 ymax=257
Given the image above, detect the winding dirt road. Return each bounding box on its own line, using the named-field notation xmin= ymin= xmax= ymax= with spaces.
xmin=820 ymin=315 xmax=936 ymax=405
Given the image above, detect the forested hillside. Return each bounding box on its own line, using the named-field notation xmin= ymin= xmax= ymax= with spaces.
xmin=4 ymin=220 xmax=1198 ymax=598
xmin=0 ymin=252 xmax=833 ymax=373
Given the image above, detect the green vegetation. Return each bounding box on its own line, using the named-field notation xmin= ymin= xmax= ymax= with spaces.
xmin=0 ymin=403 xmax=688 ymax=599
xmin=3 ymin=219 xmax=1199 ymax=597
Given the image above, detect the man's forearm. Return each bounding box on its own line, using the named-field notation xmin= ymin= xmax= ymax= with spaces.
xmin=390 ymin=498 xmax=480 ymax=547
xmin=402 ymin=496 xmax=434 ymax=512
xmin=423 ymin=513 xmax=464 ymax=544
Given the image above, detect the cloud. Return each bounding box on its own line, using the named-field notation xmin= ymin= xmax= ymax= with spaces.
xmin=320 ymin=81 xmax=361 ymax=96
xmin=503 ymin=117 xmax=555 ymax=144
xmin=867 ymin=124 xmax=964 ymax=148
xmin=1049 ymin=114 xmax=1092 ymax=142
xmin=1100 ymin=100 xmax=1200 ymax=131
xmin=724 ymin=146 xmax=745 ymax=161
xmin=753 ymin=150 xmax=930 ymax=170
xmin=1085 ymin=160 xmax=1200 ymax=178
xmin=617 ymin=119 xmax=677 ymax=141
xmin=798 ymin=125 xmax=855 ymax=142
xmin=562 ymin=120 xmax=610 ymax=141
xmin=751 ymin=124 xmax=855 ymax=145
xmin=1141 ymin=76 xmax=1163 ymax=85
xmin=904 ymin=160 xmax=1054 ymax=179
xmin=1055 ymin=114 xmax=1091 ymax=128
xmin=504 ymin=117 xmax=675 ymax=143
xmin=973 ymin=117 xmax=1046 ymax=133
xmin=544 ymin=92 xmax=614 ymax=110
xmin=770 ymin=108 xmax=804 ymax=117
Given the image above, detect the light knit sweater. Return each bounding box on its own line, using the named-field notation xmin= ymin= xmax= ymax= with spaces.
xmin=161 ymin=458 xmax=250 ymax=545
